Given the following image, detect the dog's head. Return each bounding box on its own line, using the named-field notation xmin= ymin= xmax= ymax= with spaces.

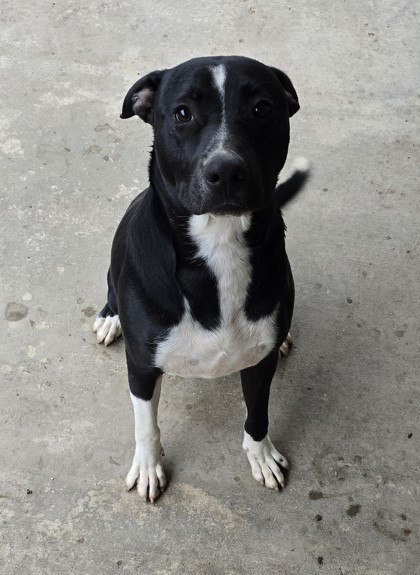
xmin=121 ymin=56 xmax=299 ymax=216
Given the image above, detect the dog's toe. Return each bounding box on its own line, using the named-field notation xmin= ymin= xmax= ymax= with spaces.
xmin=94 ymin=314 xmax=122 ymax=346
xmin=92 ymin=315 xmax=105 ymax=333
xmin=279 ymin=332 xmax=293 ymax=357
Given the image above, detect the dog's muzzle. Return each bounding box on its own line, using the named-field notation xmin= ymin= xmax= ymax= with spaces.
xmin=201 ymin=152 xmax=250 ymax=215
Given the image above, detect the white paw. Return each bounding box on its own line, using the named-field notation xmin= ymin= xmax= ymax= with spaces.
xmin=279 ymin=332 xmax=293 ymax=357
xmin=125 ymin=443 xmax=166 ymax=503
xmin=93 ymin=314 xmax=122 ymax=346
xmin=293 ymin=156 xmax=311 ymax=173
xmin=243 ymin=432 xmax=289 ymax=490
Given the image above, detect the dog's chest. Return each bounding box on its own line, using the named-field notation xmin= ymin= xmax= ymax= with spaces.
xmin=154 ymin=215 xmax=277 ymax=379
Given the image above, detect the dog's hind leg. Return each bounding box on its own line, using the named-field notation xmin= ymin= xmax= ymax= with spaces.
xmin=93 ymin=270 xmax=122 ymax=346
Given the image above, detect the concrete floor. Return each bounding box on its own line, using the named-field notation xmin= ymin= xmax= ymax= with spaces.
xmin=1 ymin=1 xmax=419 ymax=574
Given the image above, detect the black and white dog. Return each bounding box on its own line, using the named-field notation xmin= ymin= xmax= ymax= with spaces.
xmin=94 ymin=56 xmax=309 ymax=502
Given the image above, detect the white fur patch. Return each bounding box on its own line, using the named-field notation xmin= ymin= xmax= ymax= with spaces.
xmin=279 ymin=332 xmax=293 ymax=357
xmin=243 ymin=431 xmax=288 ymax=490
xmin=125 ymin=379 xmax=166 ymax=502
xmin=293 ymin=156 xmax=310 ymax=173
xmin=211 ymin=64 xmax=227 ymax=100
xmin=93 ymin=314 xmax=122 ymax=346
xmin=208 ymin=64 xmax=228 ymax=152
xmin=154 ymin=215 xmax=278 ymax=379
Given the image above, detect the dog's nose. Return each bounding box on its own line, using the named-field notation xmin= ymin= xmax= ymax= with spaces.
xmin=203 ymin=155 xmax=248 ymax=193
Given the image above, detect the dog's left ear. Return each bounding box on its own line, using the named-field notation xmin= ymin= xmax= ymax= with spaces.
xmin=269 ymin=67 xmax=300 ymax=117
xmin=120 ymin=70 xmax=166 ymax=123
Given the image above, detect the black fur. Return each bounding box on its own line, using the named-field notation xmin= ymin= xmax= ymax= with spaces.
xmin=104 ymin=57 xmax=306 ymax=399
xmin=97 ymin=56 xmax=309 ymax=491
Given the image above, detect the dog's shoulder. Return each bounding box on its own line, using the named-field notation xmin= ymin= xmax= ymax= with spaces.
xmin=111 ymin=188 xmax=185 ymax=327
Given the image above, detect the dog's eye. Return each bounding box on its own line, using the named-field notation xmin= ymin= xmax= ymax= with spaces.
xmin=252 ymin=100 xmax=272 ymax=119
xmin=174 ymin=106 xmax=193 ymax=123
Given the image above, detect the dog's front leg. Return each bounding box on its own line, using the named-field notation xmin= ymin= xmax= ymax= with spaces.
xmin=125 ymin=357 xmax=166 ymax=502
xmin=241 ymin=350 xmax=289 ymax=490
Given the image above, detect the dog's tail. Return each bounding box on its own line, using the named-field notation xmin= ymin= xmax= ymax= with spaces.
xmin=275 ymin=157 xmax=311 ymax=209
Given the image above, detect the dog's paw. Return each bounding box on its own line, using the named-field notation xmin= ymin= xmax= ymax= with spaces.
xmin=293 ymin=156 xmax=311 ymax=174
xmin=125 ymin=445 xmax=166 ymax=503
xmin=279 ymin=332 xmax=293 ymax=358
xmin=93 ymin=314 xmax=122 ymax=346
xmin=243 ymin=432 xmax=289 ymax=490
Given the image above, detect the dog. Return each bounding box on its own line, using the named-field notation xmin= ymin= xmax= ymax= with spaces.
xmin=93 ymin=56 xmax=309 ymax=502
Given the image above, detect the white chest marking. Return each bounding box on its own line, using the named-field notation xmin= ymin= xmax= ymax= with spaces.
xmin=154 ymin=214 xmax=278 ymax=379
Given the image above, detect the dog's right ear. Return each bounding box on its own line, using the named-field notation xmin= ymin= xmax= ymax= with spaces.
xmin=120 ymin=70 xmax=165 ymax=123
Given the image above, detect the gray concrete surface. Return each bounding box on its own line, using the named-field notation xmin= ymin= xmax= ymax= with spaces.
xmin=1 ymin=1 xmax=419 ymax=574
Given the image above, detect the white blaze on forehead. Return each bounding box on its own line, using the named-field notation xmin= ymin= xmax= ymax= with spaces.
xmin=211 ymin=64 xmax=227 ymax=102
xmin=209 ymin=64 xmax=228 ymax=149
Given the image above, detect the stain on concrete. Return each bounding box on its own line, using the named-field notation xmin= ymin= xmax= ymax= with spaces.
xmin=95 ymin=123 xmax=113 ymax=132
xmin=346 ymin=504 xmax=361 ymax=517
xmin=173 ymin=483 xmax=249 ymax=530
xmin=5 ymin=302 xmax=28 ymax=321
xmin=85 ymin=479 xmax=150 ymax=524
xmin=309 ymin=490 xmax=324 ymax=500
xmin=394 ymin=323 xmax=408 ymax=338
xmin=334 ymin=465 xmax=347 ymax=482
xmin=82 ymin=306 xmax=96 ymax=317
xmin=84 ymin=144 xmax=102 ymax=154
xmin=373 ymin=521 xmax=412 ymax=542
